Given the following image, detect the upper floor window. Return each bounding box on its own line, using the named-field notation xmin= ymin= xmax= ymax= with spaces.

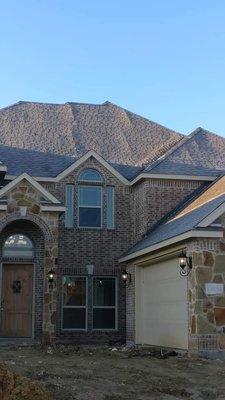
xmin=3 ymin=234 xmax=34 ymax=258
xmin=78 ymin=169 xmax=103 ymax=183
xmin=64 ymin=168 xmax=115 ymax=229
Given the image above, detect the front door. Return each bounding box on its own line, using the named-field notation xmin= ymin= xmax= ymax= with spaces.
xmin=1 ymin=264 xmax=33 ymax=337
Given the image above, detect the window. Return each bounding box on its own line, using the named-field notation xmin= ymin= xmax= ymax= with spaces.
xmin=106 ymin=186 xmax=115 ymax=229
xmin=79 ymin=186 xmax=102 ymax=228
xmin=78 ymin=169 xmax=103 ymax=183
xmin=93 ymin=277 xmax=117 ymax=330
xmin=62 ymin=277 xmax=87 ymax=330
xmin=65 ymin=184 xmax=74 ymax=228
xmin=3 ymin=234 xmax=34 ymax=258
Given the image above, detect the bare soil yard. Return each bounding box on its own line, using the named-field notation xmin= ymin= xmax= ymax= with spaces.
xmin=0 ymin=345 xmax=225 ymax=400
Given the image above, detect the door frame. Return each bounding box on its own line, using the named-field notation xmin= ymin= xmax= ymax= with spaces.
xmin=0 ymin=261 xmax=35 ymax=339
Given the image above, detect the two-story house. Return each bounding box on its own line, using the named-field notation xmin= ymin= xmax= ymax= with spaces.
xmin=1 ymin=102 xmax=225 ymax=357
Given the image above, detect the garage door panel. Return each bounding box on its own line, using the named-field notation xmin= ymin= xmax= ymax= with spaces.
xmin=136 ymin=257 xmax=188 ymax=349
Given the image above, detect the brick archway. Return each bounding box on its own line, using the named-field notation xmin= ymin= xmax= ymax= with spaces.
xmin=0 ymin=212 xmax=54 ymax=245
xmin=0 ymin=212 xmax=58 ymax=343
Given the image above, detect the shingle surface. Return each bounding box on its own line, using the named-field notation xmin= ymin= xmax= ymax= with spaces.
xmin=126 ymin=193 xmax=225 ymax=256
xmin=0 ymin=101 xmax=182 ymax=166
xmin=145 ymin=128 xmax=225 ymax=176
xmin=0 ymin=144 xmax=141 ymax=180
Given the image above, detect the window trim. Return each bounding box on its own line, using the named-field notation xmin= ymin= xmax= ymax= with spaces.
xmin=78 ymin=168 xmax=104 ymax=183
xmin=61 ymin=276 xmax=88 ymax=332
xmin=78 ymin=185 xmax=103 ymax=229
xmin=106 ymin=186 xmax=115 ymax=230
xmin=65 ymin=184 xmax=75 ymax=228
xmin=92 ymin=276 xmax=118 ymax=331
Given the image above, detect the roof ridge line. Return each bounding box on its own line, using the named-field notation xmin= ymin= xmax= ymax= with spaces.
xmin=144 ymin=127 xmax=203 ymax=173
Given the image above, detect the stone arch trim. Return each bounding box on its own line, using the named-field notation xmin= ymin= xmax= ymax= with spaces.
xmin=0 ymin=212 xmax=54 ymax=245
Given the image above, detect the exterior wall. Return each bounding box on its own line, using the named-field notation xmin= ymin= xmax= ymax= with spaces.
xmin=43 ymin=157 xmax=133 ymax=344
xmin=132 ymin=179 xmax=206 ymax=242
xmin=0 ymin=157 xmax=215 ymax=346
xmin=0 ymin=180 xmax=59 ymax=342
xmin=187 ymin=233 xmax=225 ymax=356
xmin=125 ymin=265 xmax=136 ymax=346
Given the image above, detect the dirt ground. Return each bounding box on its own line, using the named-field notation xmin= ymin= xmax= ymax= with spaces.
xmin=0 ymin=345 xmax=225 ymax=400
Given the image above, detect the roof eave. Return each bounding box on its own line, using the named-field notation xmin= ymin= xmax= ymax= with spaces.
xmin=119 ymin=229 xmax=223 ymax=263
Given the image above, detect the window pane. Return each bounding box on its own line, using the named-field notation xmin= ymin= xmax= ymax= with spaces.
xmin=65 ymin=185 xmax=74 ymax=228
xmin=79 ymin=187 xmax=101 ymax=207
xmin=78 ymin=169 xmax=103 ymax=182
xmin=93 ymin=278 xmax=115 ymax=306
xmin=63 ymin=277 xmax=86 ymax=306
xmin=79 ymin=208 xmax=101 ymax=227
xmin=3 ymin=234 xmax=33 ymax=258
xmin=93 ymin=308 xmax=115 ymax=329
xmin=63 ymin=308 xmax=86 ymax=329
xmin=106 ymin=186 xmax=115 ymax=229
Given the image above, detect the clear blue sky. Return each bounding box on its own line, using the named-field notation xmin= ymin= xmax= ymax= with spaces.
xmin=0 ymin=0 xmax=225 ymax=136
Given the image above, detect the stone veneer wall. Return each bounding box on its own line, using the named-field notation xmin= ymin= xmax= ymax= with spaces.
xmin=187 ymin=233 xmax=225 ymax=356
xmin=125 ymin=265 xmax=136 ymax=346
xmin=0 ymin=180 xmax=59 ymax=343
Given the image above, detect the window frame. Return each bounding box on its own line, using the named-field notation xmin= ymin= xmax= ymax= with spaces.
xmin=65 ymin=184 xmax=75 ymax=228
xmin=61 ymin=276 xmax=88 ymax=332
xmin=78 ymin=185 xmax=103 ymax=229
xmin=3 ymin=234 xmax=34 ymax=259
xmin=106 ymin=186 xmax=115 ymax=229
xmin=78 ymin=168 xmax=104 ymax=183
xmin=92 ymin=276 xmax=118 ymax=331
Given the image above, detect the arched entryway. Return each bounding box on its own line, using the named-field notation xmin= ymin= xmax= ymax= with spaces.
xmin=0 ymin=220 xmax=45 ymax=339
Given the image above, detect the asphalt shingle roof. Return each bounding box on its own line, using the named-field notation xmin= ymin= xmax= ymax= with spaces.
xmin=144 ymin=128 xmax=225 ymax=177
xmin=0 ymin=144 xmax=141 ymax=180
xmin=126 ymin=193 xmax=225 ymax=256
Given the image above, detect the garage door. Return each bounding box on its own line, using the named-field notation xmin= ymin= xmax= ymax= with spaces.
xmin=135 ymin=257 xmax=188 ymax=349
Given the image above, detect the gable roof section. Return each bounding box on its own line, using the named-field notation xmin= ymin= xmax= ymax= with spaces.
xmin=120 ymin=175 xmax=225 ymax=262
xmin=54 ymin=150 xmax=131 ymax=184
xmin=0 ymin=173 xmax=60 ymax=204
xmin=1 ymin=145 xmax=140 ymax=183
xmin=144 ymin=128 xmax=225 ymax=177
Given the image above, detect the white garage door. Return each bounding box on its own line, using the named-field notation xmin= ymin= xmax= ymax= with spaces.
xmin=135 ymin=257 xmax=188 ymax=349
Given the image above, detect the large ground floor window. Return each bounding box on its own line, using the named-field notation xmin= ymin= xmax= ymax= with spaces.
xmin=62 ymin=276 xmax=87 ymax=330
xmin=93 ymin=277 xmax=116 ymax=330
xmin=62 ymin=276 xmax=117 ymax=331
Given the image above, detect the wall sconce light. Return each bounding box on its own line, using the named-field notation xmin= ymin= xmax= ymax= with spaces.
xmin=179 ymin=250 xmax=192 ymax=276
xmin=121 ymin=269 xmax=131 ymax=285
xmin=47 ymin=268 xmax=55 ymax=289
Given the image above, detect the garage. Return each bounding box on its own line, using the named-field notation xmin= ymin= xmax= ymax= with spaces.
xmin=135 ymin=256 xmax=188 ymax=349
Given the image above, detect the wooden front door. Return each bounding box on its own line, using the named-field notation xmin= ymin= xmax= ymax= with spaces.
xmin=1 ymin=264 xmax=33 ymax=337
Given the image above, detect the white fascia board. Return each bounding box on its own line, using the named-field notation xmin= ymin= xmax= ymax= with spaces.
xmin=198 ymin=203 xmax=225 ymax=227
xmin=131 ymin=173 xmax=215 ymax=184
xmin=119 ymin=229 xmax=223 ymax=263
xmin=0 ymin=173 xmax=60 ymax=204
xmin=41 ymin=205 xmax=66 ymax=212
xmin=54 ymin=150 xmax=130 ymax=185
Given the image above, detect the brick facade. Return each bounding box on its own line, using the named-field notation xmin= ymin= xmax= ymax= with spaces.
xmin=0 ymin=155 xmax=213 ymax=345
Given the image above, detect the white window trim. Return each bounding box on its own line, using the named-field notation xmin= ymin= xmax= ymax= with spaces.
xmin=78 ymin=186 xmax=103 ymax=229
xmin=61 ymin=276 xmax=88 ymax=332
xmin=78 ymin=168 xmax=104 ymax=184
xmin=92 ymin=276 xmax=118 ymax=331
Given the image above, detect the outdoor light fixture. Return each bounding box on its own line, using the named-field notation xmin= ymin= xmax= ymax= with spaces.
xmin=121 ymin=270 xmax=131 ymax=285
xmin=179 ymin=251 xmax=192 ymax=276
xmin=47 ymin=268 xmax=55 ymax=289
